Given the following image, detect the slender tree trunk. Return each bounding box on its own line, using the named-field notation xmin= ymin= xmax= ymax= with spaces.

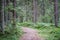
xmin=0 ymin=0 xmax=2 ymax=32
xmin=54 ymin=0 xmax=58 ymax=27
xmin=4 ymin=0 xmax=7 ymax=25
xmin=1 ymin=0 xmax=5 ymax=34
xmin=33 ymin=0 xmax=38 ymax=23
xmin=13 ymin=0 xmax=16 ymax=27
xmin=8 ymin=0 xmax=11 ymax=23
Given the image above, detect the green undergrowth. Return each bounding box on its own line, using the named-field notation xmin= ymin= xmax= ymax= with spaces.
xmin=0 ymin=24 xmax=23 ymax=40
xmin=38 ymin=27 xmax=60 ymax=40
xmin=17 ymin=22 xmax=60 ymax=40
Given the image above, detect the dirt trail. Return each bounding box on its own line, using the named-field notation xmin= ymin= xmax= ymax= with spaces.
xmin=20 ymin=27 xmax=44 ymax=40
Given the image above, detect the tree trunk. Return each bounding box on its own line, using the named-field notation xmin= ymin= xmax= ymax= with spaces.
xmin=4 ymin=0 xmax=8 ymax=25
xmin=54 ymin=0 xmax=58 ymax=27
xmin=13 ymin=0 xmax=16 ymax=27
xmin=33 ymin=0 xmax=38 ymax=23
xmin=0 ymin=0 xmax=2 ymax=32
xmin=1 ymin=0 xmax=5 ymax=34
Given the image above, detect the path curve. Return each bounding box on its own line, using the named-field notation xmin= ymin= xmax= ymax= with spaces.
xmin=20 ymin=27 xmax=44 ymax=40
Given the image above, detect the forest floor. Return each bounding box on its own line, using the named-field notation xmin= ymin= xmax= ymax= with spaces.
xmin=20 ymin=27 xmax=44 ymax=40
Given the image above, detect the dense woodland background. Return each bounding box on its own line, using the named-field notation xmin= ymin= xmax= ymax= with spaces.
xmin=0 ymin=0 xmax=60 ymax=40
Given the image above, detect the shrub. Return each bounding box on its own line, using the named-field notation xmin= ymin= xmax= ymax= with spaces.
xmin=46 ymin=28 xmax=60 ymax=40
xmin=52 ymin=28 xmax=60 ymax=40
xmin=0 ymin=24 xmax=23 ymax=40
xmin=17 ymin=22 xmax=34 ymax=27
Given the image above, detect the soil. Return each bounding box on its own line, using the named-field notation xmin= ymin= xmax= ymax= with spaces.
xmin=20 ymin=27 xmax=44 ymax=40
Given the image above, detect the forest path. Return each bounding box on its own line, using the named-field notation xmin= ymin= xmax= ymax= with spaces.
xmin=20 ymin=27 xmax=44 ymax=40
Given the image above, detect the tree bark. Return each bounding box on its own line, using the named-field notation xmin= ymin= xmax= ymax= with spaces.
xmin=1 ymin=0 xmax=5 ymax=34
xmin=54 ymin=0 xmax=58 ymax=27
xmin=33 ymin=0 xmax=38 ymax=23
xmin=13 ymin=0 xmax=16 ymax=27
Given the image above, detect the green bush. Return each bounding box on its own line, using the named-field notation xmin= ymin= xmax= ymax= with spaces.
xmin=17 ymin=22 xmax=55 ymax=29
xmin=42 ymin=27 xmax=60 ymax=40
xmin=17 ymin=22 xmax=34 ymax=27
xmin=33 ymin=23 xmax=55 ymax=29
xmin=52 ymin=28 xmax=60 ymax=40
xmin=17 ymin=22 xmax=60 ymax=40
xmin=0 ymin=24 xmax=23 ymax=40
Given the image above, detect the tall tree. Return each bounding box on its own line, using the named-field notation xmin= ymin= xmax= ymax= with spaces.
xmin=54 ymin=0 xmax=59 ymax=27
xmin=1 ymin=0 xmax=5 ymax=33
xmin=4 ymin=0 xmax=8 ymax=25
xmin=6 ymin=0 xmax=11 ymax=26
xmin=12 ymin=0 xmax=16 ymax=27
xmin=0 ymin=0 xmax=2 ymax=32
xmin=33 ymin=0 xmax=38 ymax=23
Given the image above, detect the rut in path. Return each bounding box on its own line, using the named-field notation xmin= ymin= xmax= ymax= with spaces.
xmin=20 ymin=27 xmax=44 ymax=40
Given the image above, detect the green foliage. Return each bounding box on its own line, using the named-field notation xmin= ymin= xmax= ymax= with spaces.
xmin=0 ymin=24 xmax=23 ymax=40
xmin=17 ymin=22 xmax=34 ymax=27
xmin=51 ymin=28 xmax=60 ymax=40
xmin=18 ymin=22 xmax=60 ymax=40
xmin=0 ymin=0 xmax=60 ymax=40
xmin=17 ymin=22 xmax=55 ymax=29
xmin=37 ymin=25 xmax=60 ymax=40
xmin=35 ymin=23 xmax=55 ymax=29
xmin=5 ymin=2 xmax=14 ymax=11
